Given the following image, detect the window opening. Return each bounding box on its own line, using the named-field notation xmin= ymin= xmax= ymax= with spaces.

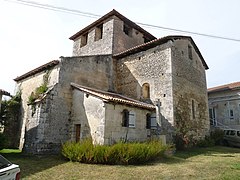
xmin=128 ymin=111 xmax=136 ymax=128
xmin=146 ymin=113 xmax=151 ymax=129
xmin=75 ymin=124 xmax=81 ymax=142
xmin=123 ymin=24 xmax=132 ymax=37
xmin=122 ymin=109 xmax=135 ymax=127
xmin=122 ymin=109 xmax=129 ymax=127
xmin=229 ymin=109 xmax=234 ymax=119
xmin=192 ymin=100 xmax=195 ymax=119
xmin=80 ymin=33 xmax=88 ymax=47
xmin=95 ymin=24 xmax=103 ymax=41
xmin=142 ymin=83 xmax=150 ymax=99
xmin=188 ymin=45 xmax=193 ymax=60
xmin=209 ymin=108 xmax=216 ymax=125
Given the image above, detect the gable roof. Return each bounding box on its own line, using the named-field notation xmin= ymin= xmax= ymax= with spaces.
xmin=113 ymin=35 xmax=209 ymax=70
xmin=71 ymin=83 xmax=155 ymax=110
xmin=208 ymin=81 xmax=240 ymax=93
xmin=14 ymin=60 xmax=59 ymax=82
xmin=0 ymin=89 xmax=11 ymax=97
xmin=69 ymin=9 xmax=156 ymax=41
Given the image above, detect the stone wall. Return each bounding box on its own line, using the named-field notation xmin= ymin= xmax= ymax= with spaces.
xmin=112 ymin=18 xmax=146 ymax=54
xmin=60 ymin=55 xmax=115 ymax=92
xmin=71 ymin=89 xmax=106 ymax=144
xmin=171 ymin=39 xmax=209 ymax=139
xmin=15 ymin=66 xmax=60 ymax=150
xmin=16 ymin=55 xmax=116 ymax=154
xmin=104 ymin=103 xmax=153 ymax=144
xmin=72 ymin=18 xmax=114 ymax=56
xmin=116 ymin=42 xmax=174 ymax=127
xmin=71 ymin=89 xmax=154 ymax=145
xmin=23 ymin=85 xmax=70 ymax=154
xmin=72 ymin=16 xmax=147 ymax=56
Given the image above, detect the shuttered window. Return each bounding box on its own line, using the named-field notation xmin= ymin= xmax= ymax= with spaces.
xmin=128 ymin=111 xmax=136 ymax=128
xmin=122 ymin=109 xmax=135 ymax=128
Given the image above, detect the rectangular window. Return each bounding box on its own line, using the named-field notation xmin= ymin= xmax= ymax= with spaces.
xmin=122 ymin=110 xmax=135 ymax=128
xmin=229 ymin=109 xmax=234 ymax=120
xmin=146 ymin=114 xmax=151 ymax=129
xmin=75 ymin=124 xmax=81 ymax=142
xmin=192 ymin=100 xmax=195 ymax=119
xmin=128 ymin=111 xmax=136 ymax=128
xmin=150 ymin=114 xmax=157 ymax=129
xmin=188 ymin=45 xmax=193 ymax=60
xmin=122 ymin=110 xmax=129 ymax=127
xmin=209 ymin=108 xmax=216 ymax=125
xmin=95 ymin=24 xmax=103 ymax=41
xmin=146 ymin=113 xmax=157 ymax=129
xmin=80 ymin=33 xmax=88 ymax=47
xmin=123 ymin=24 xmax=132 ymax=37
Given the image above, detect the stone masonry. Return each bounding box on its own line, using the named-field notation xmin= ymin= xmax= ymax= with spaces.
xmin=14 ymin=9 xmax=209 ymax=154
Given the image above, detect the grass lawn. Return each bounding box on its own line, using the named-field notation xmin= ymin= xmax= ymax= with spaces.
xmin=1 ymin=146 xmax=240 ymax=180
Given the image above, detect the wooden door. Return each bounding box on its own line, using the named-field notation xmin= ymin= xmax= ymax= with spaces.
xmin=75 ymin=124 xmax=81 ymax=142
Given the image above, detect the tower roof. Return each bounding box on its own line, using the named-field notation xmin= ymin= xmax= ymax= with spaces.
xmin=69 ymin=9 xmax=156 ymax=41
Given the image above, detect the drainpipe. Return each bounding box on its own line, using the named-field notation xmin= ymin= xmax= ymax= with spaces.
xmin=156 ymin=99 xmax=162 ymax=127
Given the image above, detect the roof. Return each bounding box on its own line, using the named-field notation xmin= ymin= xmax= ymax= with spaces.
xmin=71 ymin=83 xmax=155 ymax=110
xmin=208 ymin=81 xmax=240 ymax=93
xmin=69 ymin=9 xmax=156 ymax=41
xmin=0 ymin=89 xmax=11 ymax=97
xmin=14 ymin=60 xmax=59 ymax=82
xmin=113 ymin=35 xmax=209 ymax=70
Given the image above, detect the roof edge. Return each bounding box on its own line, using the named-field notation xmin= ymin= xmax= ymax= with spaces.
xmin=208 ymin=81 xmax=240 ymax=93
xmin=69 ymin=9 xmax=156 ymax=41
xmin=14 ymin=60 xmax=59 ymax=82
xmin=71 ymin=82 xmax=155 ymax=110
xmin=113 ymin=35 xmax=209 ymax=70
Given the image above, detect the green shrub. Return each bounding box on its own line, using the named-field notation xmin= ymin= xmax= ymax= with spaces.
xmin=0 ymin=133 xmax=8 ymax=150
xmin=197 ymin=135 xmax=215 ymax=147
xmin=28 ymin=84 xmax=48 ymax=104
xmin=210 ymin=128 xmax=224 ymax=145
xmin=62 ymin=139 xmax=169 ymax=165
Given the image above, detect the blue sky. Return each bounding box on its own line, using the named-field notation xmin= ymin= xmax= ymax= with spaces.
xmin=0 ymin=0 xmax=240 ymax=95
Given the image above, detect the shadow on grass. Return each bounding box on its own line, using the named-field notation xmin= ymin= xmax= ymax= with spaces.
xmin=0 ymin=150 xmax=66 ymax=178
xmin=146 ymin=146 xmax=240 ymax=165
xmin=1 ymin=146 xmax=240 ymax=175
xmin=174 ymin=146 xmax=240 ymax=160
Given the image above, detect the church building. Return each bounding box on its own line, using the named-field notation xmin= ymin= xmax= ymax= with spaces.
xmin=14 ymin=9 xmax=209 ymax=154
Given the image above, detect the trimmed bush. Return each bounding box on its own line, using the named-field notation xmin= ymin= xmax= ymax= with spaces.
xmin=62 ymin=139 xmax=170 ymax=165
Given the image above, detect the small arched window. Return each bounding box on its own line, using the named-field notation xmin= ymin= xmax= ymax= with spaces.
xmin=142 ymin=83 xmax=150 ymax=99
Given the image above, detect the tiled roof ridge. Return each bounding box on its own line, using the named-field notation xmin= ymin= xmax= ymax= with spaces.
xmin=14 ymin=60 xmax=59 ymax=82
xmin=69 ymin=9 xmax=156 ymax=41
xmin=208 ymin=81 xmax=240 ymax=93
xmin=113 ymin=35 xmax=209 ymax=70
xmin=71 ymin=82 xmax=155 ymax=110
xmin=0 ymin=89 xmax=11 ymax=96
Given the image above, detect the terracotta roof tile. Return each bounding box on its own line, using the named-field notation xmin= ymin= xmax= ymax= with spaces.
xmin=208 ymin=81 xmax=240 ymax=93
xmin=69 ymin=9 xmax=156 ymax=41
xmin=113 ymin=35 xmax=209 ymax=70
xmin=14 ymin=60 xmax=59 ymax=82
xmin=0 ymin=89 xmax=11 ymax=96
xmin=71 ymin=83 xmax=155 ymax=110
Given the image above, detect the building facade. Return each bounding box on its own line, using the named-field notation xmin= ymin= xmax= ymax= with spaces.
xmin=14 ymin=9 xmax=209 ymax=154
xmin=208 ymin=82 xmax=240 ymax=130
